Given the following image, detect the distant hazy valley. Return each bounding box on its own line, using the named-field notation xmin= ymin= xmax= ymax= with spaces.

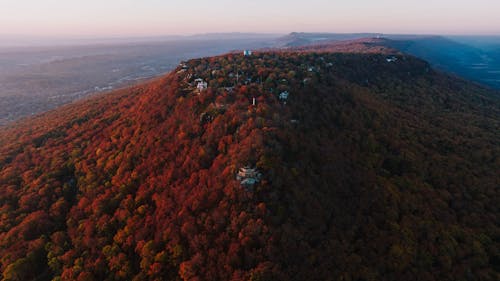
xmin=0 ymin=34 xmax=276 ymax=125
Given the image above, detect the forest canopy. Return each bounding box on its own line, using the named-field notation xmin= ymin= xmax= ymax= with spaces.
xmin=0 ymin=48 xmax=499 ymax=281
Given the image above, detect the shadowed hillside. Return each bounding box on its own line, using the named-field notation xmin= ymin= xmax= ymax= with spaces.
xmin=381 ymin=36 xmax=500 ymax=89
xmin=277 ymin=33 xmax=500 ymax=90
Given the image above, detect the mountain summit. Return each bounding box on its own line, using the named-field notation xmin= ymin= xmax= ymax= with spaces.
xmin=0 ymin=46 xmax=499 ymax=280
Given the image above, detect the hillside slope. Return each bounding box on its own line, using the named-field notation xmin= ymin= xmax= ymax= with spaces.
xmin=0 ymin=50 xmax=499 ymax=281
xmin=381 ymin=36 xmax=500 ymax=89
xmin=275 ymin=33 xmax=500 ymax=90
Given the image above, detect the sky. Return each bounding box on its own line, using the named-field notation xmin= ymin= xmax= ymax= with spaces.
xmin=0 ymin=0 xmax=499 ymax=38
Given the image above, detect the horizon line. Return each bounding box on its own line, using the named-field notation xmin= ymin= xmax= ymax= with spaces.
xmin=1 ymin=31 xmax=500 ymax=49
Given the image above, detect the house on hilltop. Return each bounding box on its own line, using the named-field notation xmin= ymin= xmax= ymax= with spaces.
xmin=279 ymin=91 xmax=289 ymax=105
xmin=197 ymin=81 xmax=208 ymax=92
xmin=236 ymin=166 xmax=262 ymax=189
xmin=194 ymin=78 xmax=208 ymax=92
xmin=243 ymin=50 xmax=252 ymax=56
xmin=386 ymin=56 xmax=398 ymax=63
xmin=279 ymin=91 xmax=289 ymax=100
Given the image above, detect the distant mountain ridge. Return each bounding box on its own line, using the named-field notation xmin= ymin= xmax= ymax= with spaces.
xmin=276 ymin=32 xmax=500 ymax=89
xmin=275 ymin=32 xmax=383 ymax=47
xmin=381 ymin=35 xmax=500 ymax=89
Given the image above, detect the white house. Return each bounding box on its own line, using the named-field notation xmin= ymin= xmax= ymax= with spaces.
xmin=386 ymin=56 xmax=398 ymax=63
xmin=236 ymin=166 xmax=261 ymax=187
xmin=279 ymin=91 xmax=289 ymax=100
xmin=241 ymin=178 xmax=258 ymax=186
xmin=243 ymin=50 xmax=252 ymax=56
xmin=197 ymin=80 xmax=208 ymax=92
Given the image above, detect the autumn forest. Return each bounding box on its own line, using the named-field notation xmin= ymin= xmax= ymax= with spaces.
xmin=0 ymin=46 xmax=499 ymax=280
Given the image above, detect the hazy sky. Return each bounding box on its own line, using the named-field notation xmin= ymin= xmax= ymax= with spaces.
xmin=0 ymin=0 xmax=499 ymax=37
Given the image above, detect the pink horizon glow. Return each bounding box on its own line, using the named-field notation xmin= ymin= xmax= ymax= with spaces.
xmin=1 ymin=0 xmax=499 ymax=38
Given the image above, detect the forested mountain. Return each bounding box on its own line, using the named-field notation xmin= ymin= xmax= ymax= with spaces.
xmin=0 ymin=47 xmax=499 ymax=280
